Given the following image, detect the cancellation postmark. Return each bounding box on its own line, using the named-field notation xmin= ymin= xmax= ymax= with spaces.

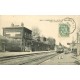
xmin=59 ymin=17 xmax=76 ymax=37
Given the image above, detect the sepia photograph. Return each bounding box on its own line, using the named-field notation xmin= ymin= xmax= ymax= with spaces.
xmin=0 ymin=15 xmax=80 ymax=65
xmin=1 ymin=1 xmax=80 ymax=80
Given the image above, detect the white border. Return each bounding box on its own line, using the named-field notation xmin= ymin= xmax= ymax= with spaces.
xmin=0 ymin=0 xmax=80 ymax=15
xmin=0 ymin=0 xmax=80 ymax=80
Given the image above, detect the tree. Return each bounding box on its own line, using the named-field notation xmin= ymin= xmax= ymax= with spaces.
xmin=47 ymin=37 xmax=55 ymax=45
xmin=47 ymin=37 xmax=55 ymax=50
xmin=32 ymin=27 xmax=41 ymax=41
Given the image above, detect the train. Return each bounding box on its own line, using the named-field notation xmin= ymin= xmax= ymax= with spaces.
xmin=55 ymin=45 xmax=64 ymax=53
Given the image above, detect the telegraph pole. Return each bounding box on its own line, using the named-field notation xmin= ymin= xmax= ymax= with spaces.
xmin=77 ymin=27 xmax=80 ymax=56
xmin=77 ymin=32 xmax=79 ymax=55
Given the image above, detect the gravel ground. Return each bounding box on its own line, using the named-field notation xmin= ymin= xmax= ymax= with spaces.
xmin=40 ymin=53 xmax=79 ymax=65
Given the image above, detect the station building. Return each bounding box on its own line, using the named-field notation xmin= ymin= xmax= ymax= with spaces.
xmin=2 ymin=23 xmax=55 ymax=52
xmin=3 ymin=23 xmax=32 ymax=52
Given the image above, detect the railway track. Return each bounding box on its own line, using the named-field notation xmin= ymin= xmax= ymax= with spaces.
xmin=20 ymin=53 xmax=58 ymax=65
xmin=0 ymin=51 xmax=59 ymax=65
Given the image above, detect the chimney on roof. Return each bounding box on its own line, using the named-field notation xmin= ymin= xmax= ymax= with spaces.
xmin=21 ymin=22 xmax=24 ymax=27
xmin=11 ymin=23 xmax=14 ymax=27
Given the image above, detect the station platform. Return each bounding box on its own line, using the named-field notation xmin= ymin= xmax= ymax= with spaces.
xmin=0 ymin=51 xmax=51 ymax=58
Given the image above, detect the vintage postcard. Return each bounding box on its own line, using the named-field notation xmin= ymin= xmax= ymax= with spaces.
xmin=0 ymin=15 xmax=80 ymax=65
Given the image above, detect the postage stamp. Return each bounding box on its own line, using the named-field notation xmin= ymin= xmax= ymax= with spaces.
xmin=59 ymin=23 xmax=70 ymax=37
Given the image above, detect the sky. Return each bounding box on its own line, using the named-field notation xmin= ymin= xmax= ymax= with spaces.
xmin=0 ymin=15 xmax=80 ymax=47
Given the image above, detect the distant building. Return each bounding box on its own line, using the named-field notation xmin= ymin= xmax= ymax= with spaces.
xmin=68 ymin=42 xmax=77 ymax=53
xmin=40 ymin=37 xmax=46 ymax=42
xmin=3 ymin=23 xmax=32 ymax=51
